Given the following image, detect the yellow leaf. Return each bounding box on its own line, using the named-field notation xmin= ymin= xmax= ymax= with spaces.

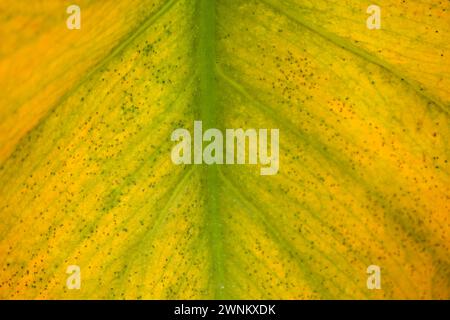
xmin=0 ymin=0 xmax=449 ymax=299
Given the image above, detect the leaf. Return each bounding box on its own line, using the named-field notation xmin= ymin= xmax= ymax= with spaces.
xmin=0 ymin=0 xmax=449 ymax=299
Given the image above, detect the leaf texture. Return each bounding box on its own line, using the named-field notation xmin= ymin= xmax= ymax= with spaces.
xmin=0 ymin=0 xmax=449 ymax=299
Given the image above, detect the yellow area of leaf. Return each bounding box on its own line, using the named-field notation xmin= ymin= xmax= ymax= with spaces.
xmin=266 ymin=0 xmax=450 ymax=108
xmin=0 ymin=0 xmax=449 ymax=299
xmin=0 ymin=0 xmax=167 ymax=162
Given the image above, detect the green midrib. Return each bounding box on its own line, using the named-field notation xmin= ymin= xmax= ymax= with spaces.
xmin=197 ymin=0 xmax=226 ymax=299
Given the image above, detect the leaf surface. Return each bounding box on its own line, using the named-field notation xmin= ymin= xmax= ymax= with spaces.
xmin=0 ymin=0 xmax=449 ymax=299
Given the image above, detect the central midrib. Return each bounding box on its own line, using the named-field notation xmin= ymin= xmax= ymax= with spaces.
xmin=197 ymin=0 xmax=226 ymax=299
